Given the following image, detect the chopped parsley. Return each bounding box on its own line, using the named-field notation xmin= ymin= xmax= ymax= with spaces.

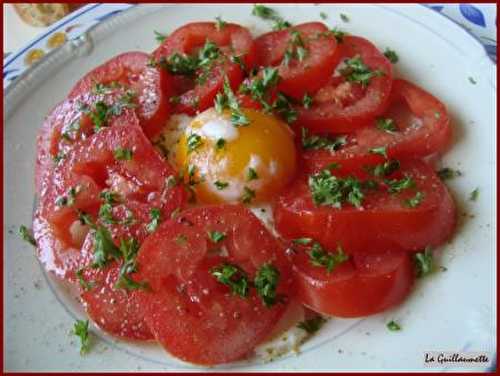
xmin=414 ymin=246 xmax=433 ymax=278
xmin=340 ymin=13 xmax=350 ymax=22
xmin=302 ymin=127 xmax=347 ymax=152
xmin=341 ymin=56 xmax=383 ymax=87
xmin=146 ymin=208 xmax=161 ymax=233
xmin=239 ymin=66 xmax=280 ymax=111
xmin=91 ymin=226 xmax=120 ymax=269
xmin=115 ymin=237 xmax=149 ymax=291
xmin=376 ymin=117 xmax=397 ymax=133
xmin=187 ymin=133 xmax=203 ymax=154
xmin=247 ymin=167 xmax=259 ymax=181
xmin=371 ymin=159 xmax=400 ymax=177
xmin=252 ymin=4 xmax=291 ymax=30
xmin=468 ymin=77 xmax=477 ymax=85
xmin=369 ymin=146 xmax=388 ymax=158
xmin=72 ymin=319 xmax=91 ymax=355
xmin=303 ymin=93 xmax=313 ymax=109
xmin=215 ymin=138 xmax=226 ymax=151
xmin=55 ymin=185 xmax=80 ymax=207
xmin=254 ymin=263 xmax=280 ymax=307
xmin=387 ymin=320 xmax=401 ymax=331
xmin=241 ymin=186 xmax=256 ymax=204
xmin=214 ymin=180 xmax=229 ymax=190
xmin=77 ymin=210 xmax=95 ymax=228
xmin=283 ymin=30 xmax=308 ymax=66
xmin=211 ymin=263 xmax=249 ymax=297
xmin=437 ymin=167 xmax=462 ymax=180
xmin=217 ymin=77 xmax=250 ymax=127
xmin=330 ymin=27 xmax=346 ymax=43
xmin=320 ymin=12 xmax=328 ymax=20
xmin=215 ymin=16 xmax=227 ymax=30
xmin=308 ymin=242 xmax=349 ymax=272
xmin=308 ymin=169 xmax=364 ymax=208
xmin=470 ymin=187 xmax=479 ymax=201
xmin=385 ymin=175 xmax=415 ymax=194
xmin=76 ymin=268 xmax=94 ymax=291
xmin=154 ymin=30 xmax=167 ymax=43
xmin=405 ymin=191 xmax=424 ymax=208
xmin=208 ymin=230 xmax=226 ymax=243
xmin=114 ymin=147 xmax=133 ymax=161
xmin=297 ymin=315 xmax=326 ymax=334
xmin=98 ymin=203 xmax=117 ymax=225
xmin=100 ymin=190 xmax=120 ymax=204
xmin=383 ymin=48 xmax=399 ymax=64
xmin=19 ymin=225 xmax=36 ymax=246
xmin=160 ymin=53 xmax=199 ymax=75
xmin=272 ymin=93 xmax=297 ymax=123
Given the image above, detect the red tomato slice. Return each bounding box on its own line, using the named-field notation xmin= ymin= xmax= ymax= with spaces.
xmin=68 ymin=52 xmax=171 ymax=139
xmin=273 ymin=160 xmax=456 ymax=254
xmin=254 ymin=22 xmax=339 ymax=100
xmin=300 ymin=79 xmax=452 ymax=172
xmin=133 ymin=204 xmax=293 ymax=365
xmin=295 ymin=35 xmax=393 ymax=133
xmin=153 ymin=22 xmax=255 ymax=115
xmin=291 ymin=247 xmax=414 ymax=317
xmin=35 ymin=111 xmax=185 ymax=280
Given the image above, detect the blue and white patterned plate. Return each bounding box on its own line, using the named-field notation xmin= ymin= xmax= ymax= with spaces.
xmin=3 ymin=4 xmax=496 ymax=372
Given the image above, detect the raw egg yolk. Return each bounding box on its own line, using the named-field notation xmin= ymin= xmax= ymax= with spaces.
xmin=176 ymin=108 xmax=297 ymax=204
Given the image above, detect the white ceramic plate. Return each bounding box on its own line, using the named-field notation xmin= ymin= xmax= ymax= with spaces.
xmin=3 ymin=4 xmax=496 ymax=372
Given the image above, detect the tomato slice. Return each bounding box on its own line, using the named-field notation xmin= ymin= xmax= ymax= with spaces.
xmin=295 ymin=35 xmax=393 ymax=133
xmin=291 ymin=246 xmax=414 ymax=317
xmin=153 ymin=22 xmax=255 ymax=115
xmin=68 ymin=52 xmax=171 ymax=139
xmin=273 ymin=160 xmax=456 ymax=254
xmin=300 ymin=79 xmax=452 ymax=172
xmin=254 ymin=22 xmax=339 ymax=100
xmin=35 ymin=111 xmax=185 ymax=280
xmin=133 ymin=204 xmax=293 ymax=365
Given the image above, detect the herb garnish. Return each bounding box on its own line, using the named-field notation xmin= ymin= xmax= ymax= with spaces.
xmin=309 ymin=169 xmax=364 ymax=208
xmin=154 ymin=30 xmax=167 ymax=43
xmin=92 ymin=226 xmax=120 ymax=269
xmin=405 ymin=191 xmax=424 ymax=208
xmin=76 ymin=268 xmax=94 ymax=291
xmin=215 ymin=16 xmax=227 ymax=30
xmin=215 ymin=138 xmax=226 ymax=151
xmin=187 ymin=133 xmax=203 ymax=154
xmin=208 ymin=230 xmax=226 ymax=243
xmin=370 ymin=159 xmax=400 ymax=177
xmin=308 ymin=242 xmax=349 ymax=272
xmin=470 ymin=188 xmax=479 ymax=201
xmin=252 ymin=4 xmax=291 ymax=30
xmin=211 ymin=263 xmax=249 ymax=297
xmin=414 ymin=246 xmax=433 ymax=278
xmin=216 ymin=78 xmax=250 ymax=127
xmin=146 ymin=208 xmax=161 ymax=233
xmin=247 ymin=167 xmax=259 ymax=181
xmin=254 ymin=263 xmax=280 ymax=307
xmin=214 ymin=180 xmax=229 ymax=190
xmin=72 ymin=319 xmax=91 ymax=355
xmin=383 ymin=48 xmax=399 ymax=64
xmin=302 ymin=127 xmax=347 ymax=152
xmin=241 ymin=186 xmax=256 ymax=204
xmin=376 ymin=117 xmax=397 ymax=133
xmin=115 ymin=237 xmax=149 ymax=291
xmin=341 ymin=56 xmax=383 ymax=87
xmin=384 ymin=175 xmax=415 ymax=194
xmin=387 ymin=320 xmax=401 ymax=331
xmin=19 ymin=225 xmax=36 ymax=246
xmin=437 ymin=167 xmax=462 ymax=180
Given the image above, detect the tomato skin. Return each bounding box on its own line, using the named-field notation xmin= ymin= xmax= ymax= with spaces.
xmin=292 ymin=248 xmax=414 ymax=317
xmin=68 ymin=52 xmax=171 ymax=139
xmin=35 ymin=111 xmax=185 ymax=280
xmin=134 ymin=204 xmax=293 ymax=365
xmin=254 ymin=22 xmax=339 ymax=100
xmin=273 ymin=160 xmax=456 ymax=254
xmin=300 ymin=79 xmax=452 ymax=172
xmin=154 ymin=22 xmax=255 ymax=115
xmin=295 ymin=35 xmax=393 ymax=133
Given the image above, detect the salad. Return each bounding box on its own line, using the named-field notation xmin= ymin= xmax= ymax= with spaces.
xmin=28 ymin=5 xmax=457 ymax=366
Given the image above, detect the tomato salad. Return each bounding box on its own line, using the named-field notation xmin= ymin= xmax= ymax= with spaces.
xmin=28 ymin=7 xmax=456 ymax=366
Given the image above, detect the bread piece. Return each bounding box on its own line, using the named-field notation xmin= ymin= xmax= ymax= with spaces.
xmin=13 ymin=4 xmax=72 ymax=27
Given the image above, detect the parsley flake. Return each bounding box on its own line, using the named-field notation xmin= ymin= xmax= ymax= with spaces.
xmin=376 ymin=117 xmax=397 ymax=133
xmin=369 ymin=146 xmax=388 ymax=158
xmin=211 ymin=263 xmax=249 ymax=297
xmin=385 ymin=175 xmax=415 ymax=194
xmin=214 ymin=180 xmax=229 ymax=190
xmin=308 ymin=242 xmax=349 ymax=273
xmin=208 ymin=230 xmax=226 ymax=243
xmin=19 ymin=225 xmax=36 ymax=246
xmin=115 ymin=238 xmax=149 ymax=291
xmin=254 ymin=263 xmax=280 ymax=307
xmin=414 ymin=246 xmax=433 ymax=278
xmin=383 ymin=48 xmax=399 ymax=64
xmin=241 ymin=186 xmax=256 ymax=204
xmin=341 ymin=56 xmax=383 ymax=87
xmin=72 ymin=319 xmax=91 ymax=355
xmin=387 ymin=320 xmax=401 ymax=331
xmin=308 ymin=169 xmax=364 ymax=208
xmin=114 ymin=147 xmax=133 ymax=161
xmin=247 ymin=167 xmax=259 ymax=181
xmin=187 ymin=133 xmax=203 ymax=154
xmin=437 ymin=167 xmax=462 ymax=180
xmin=470 ymin=188 xmax=479 ymax=201
xmin=92 ymin=226 xmax=120 ymax=269
xmin=302 ymin=127 xmax=347 ymax=152
xmin=146 ymin=208 xmax=161 ymax=233
xmin=405 ymin=191 xmax=424 ymax=208
xmin=154 ymin=30 xmax=167 ymax=43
